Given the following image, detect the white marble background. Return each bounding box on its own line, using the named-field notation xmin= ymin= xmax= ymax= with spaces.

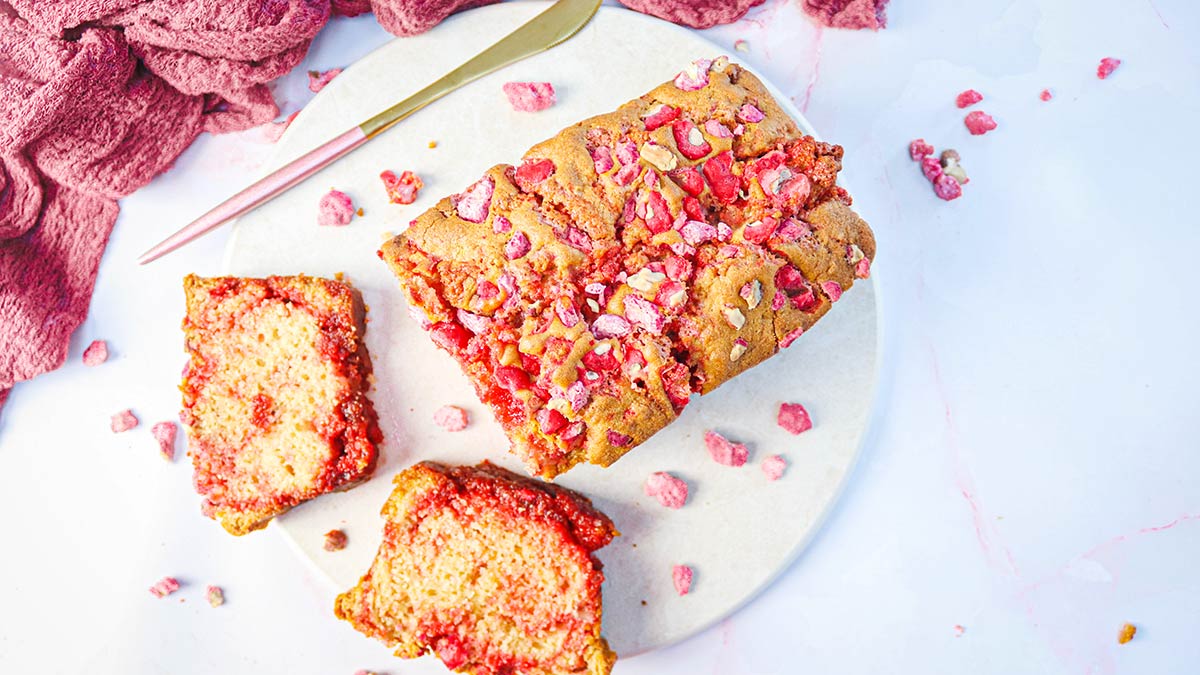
xmin=1 ymin=1 xmax=1197 ymax=673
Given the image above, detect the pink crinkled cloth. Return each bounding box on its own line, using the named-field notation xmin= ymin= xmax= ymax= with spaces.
xmin=0 ymin=1 xmax=326 ymax=409
xmin=0 ymin=0 xmax=766 ymax=413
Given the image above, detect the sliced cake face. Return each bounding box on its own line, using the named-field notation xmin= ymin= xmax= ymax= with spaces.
xmin=181 ymin=275 xmax=381 ymax=536
xmin=381 ymin=58 xmax=875 ymax=479
xmin=335 ymin=462 xmax=617 ymax=675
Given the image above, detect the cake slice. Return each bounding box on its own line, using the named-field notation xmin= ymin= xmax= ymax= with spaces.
xmin=180 ymin=274 xmax=381 ymax=535
xmin=380 ymin=57 xmax=875 ymax=478
xmin=335 ymin=461 xmax=617 ymax=675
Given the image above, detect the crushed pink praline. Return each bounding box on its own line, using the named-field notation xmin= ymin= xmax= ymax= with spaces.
xmin=452 ymin=176 xmax=494 ymax=223
xmin=761 ymin=454 xmax=787 ymax=481
xmin=83 ymin=340 xmax=108 ymax=366
xmin=673 ymin=58 xmax=712 ymax=91
xmin=908 ymin=139 xmax=934 ymax=161
xmin=152 ymin=421 xmax=177 ymax=460
xmin=780 ymin=326 xmax=805 ymax=349
xmin=955 ymin=89 xmax=983 ymax=108
xmin=644 ymin=471 xmax=688 ymax=509
xmin=1097 ymin=57 xmax=1121 ymax=80
xmin=206 ymin=585 xmax=224 ymax=607
xmin=703 ymin=430 xmax=749 ymax=467
xmin=502 ymin=82 xmax=557 ymax=112
xmin=778 ymin=402 xmax=813 ymax=435
xmin=149 ymin=576 xmax=180 ymax=598
xmin=963 ymin=110 xmax=997 ymax=135
xmin=505 ymin=231 xmax=531 ymax=259
xmin=433 ymin=405 xmax=469 ymax=432
xmin=933 ymin=173 xmax=963 ymax=201
xmin=317 ymin=189 xmax=355 ymax=226
xmin=111 ymin=409 xmax=138 ymax=433
xmin=672 ymin=564 xmax=693 ymax=596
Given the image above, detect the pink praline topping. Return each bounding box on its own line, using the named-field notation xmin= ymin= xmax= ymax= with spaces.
xmin=778 ymin=402 xmax=813 ymax=435
xmin=644 ymin=471 xmax=688 ymax=509
xmin=149 ymin=577 xmax=180 ymax=598
xmin=452 ymin=176 xmax=495 ymax=223
xmin=908 ymin=139 xmax=934 ymax=161
xmin=737 ymin=103 xmax=765 ymax=123
xmin=964 ymin=110 xmax=997 ymax=135
xmin=505 ymin=231 xmax=531 ymax=259
xmin=703 ymin=430 xmax=749 ymax=467
xmin=83 ymin=340 xmax=108 ymax=366
xmin=672 ymin=564 xmax=693 ymax=596
xmin=433 ymin=405 xmax=469 ymax=431
xmin=111 ymin=409 xmax=138 ymax=433
xmin=955 ymin=89 xmax=983 ymax=108
xmin=317 ymin=189 xmax=355 ymax=226
xmin=502 ymin=82 xmax=557 ymax=112
xmin=673 ymin=58 xmax=712 ymax=91
xmin=762 ymin=454 xmax=787 ymax=481
xmin=1097 ymin=57 xmax=1121 ymax=80
xmin=152 ymin=421 xmax=177 ymax=460
xmin=780 ymin=326 xmax=804 ymax=349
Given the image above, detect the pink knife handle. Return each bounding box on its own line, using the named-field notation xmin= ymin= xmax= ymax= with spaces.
xmin=138 ymin=127 xmax=368 ymax=264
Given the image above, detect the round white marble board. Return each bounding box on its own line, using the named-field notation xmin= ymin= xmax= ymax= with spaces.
xmin=224 ymin=1 xmax=880 ymax=657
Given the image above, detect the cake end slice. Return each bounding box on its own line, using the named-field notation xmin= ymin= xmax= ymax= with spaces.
xmin=335 ymin=461 xmax=617 ymax=675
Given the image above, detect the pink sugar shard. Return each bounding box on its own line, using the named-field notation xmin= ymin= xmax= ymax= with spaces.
xmin=452 ymin=176 xmax=495 ymax=223
xmin=778 ymin=402 xmax=813 ymax=435
xmin=503 ymin=82 xmax=557 ymax=112
xmin=933 ymin=173 xmax=963 ymax=201
xmin=307 ymin=68 xmax=342 ymax=93
xmin=762 ymin=454 xmax=787 ymax=481
xmin=780 ymin=326 xmax=805 ymax=349
xmin=672 ymin=564 xmax=693 ymax=596
xmin=1097 ymin=57 xmax=1121 ymax=80
xmin=206 ymin=585 xmax=224 ymax=608
xmin=673 ymin=58 xmax=712 ymax=91
xmin=152 ymin=421 xmax=177 ymax=461
xmin=1040 ymin=89 xmax=1053 ymax=102
xmin=149 ymin=577 xmax=180 ymax=598
xmin=908 ymin=139 xmax=934 ymax=161
xmin=644 ymin=471 xmax=688 ymax=509
xmin=433 ymin=405 xmax=469 ymax=432
xmin=111 ymin=409 xmax=138 ymax=433
xmin=703 ymin=430 xmax=749 ymax=467
xmin=505 ymin=231 xmax=531 ymax=260
xmin=83 ymin=340 xmax=108 ymax=366
xmin=964 ymin=110 xmax=997 ymax=135
xmin=317 ymin=189 xmax=355 ymax=226
xmin=955 ymin=89 xmax=983 ymax=108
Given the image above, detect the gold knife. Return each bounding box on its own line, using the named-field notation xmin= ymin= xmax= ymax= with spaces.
xmin=139 ymin=0 xmax=602 ymax=264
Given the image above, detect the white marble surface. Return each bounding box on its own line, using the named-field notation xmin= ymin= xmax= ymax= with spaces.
xmin=2 ymin=1 xmax=1198 ymax=673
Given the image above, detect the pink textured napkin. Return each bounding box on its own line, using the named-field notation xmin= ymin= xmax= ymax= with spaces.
xmin=0 ymin=0 xmax=782 ymax=414
xmin=0 ymin=2 xmax=323 ymax=407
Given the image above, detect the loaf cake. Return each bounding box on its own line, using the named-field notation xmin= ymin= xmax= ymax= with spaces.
xmin=335 ymin=461 xmax=617 ymax=675
xmin=180 ymin=274 xmax=381 ymax=535
xmin=381 ymin=57 xmax=875 ymax=478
